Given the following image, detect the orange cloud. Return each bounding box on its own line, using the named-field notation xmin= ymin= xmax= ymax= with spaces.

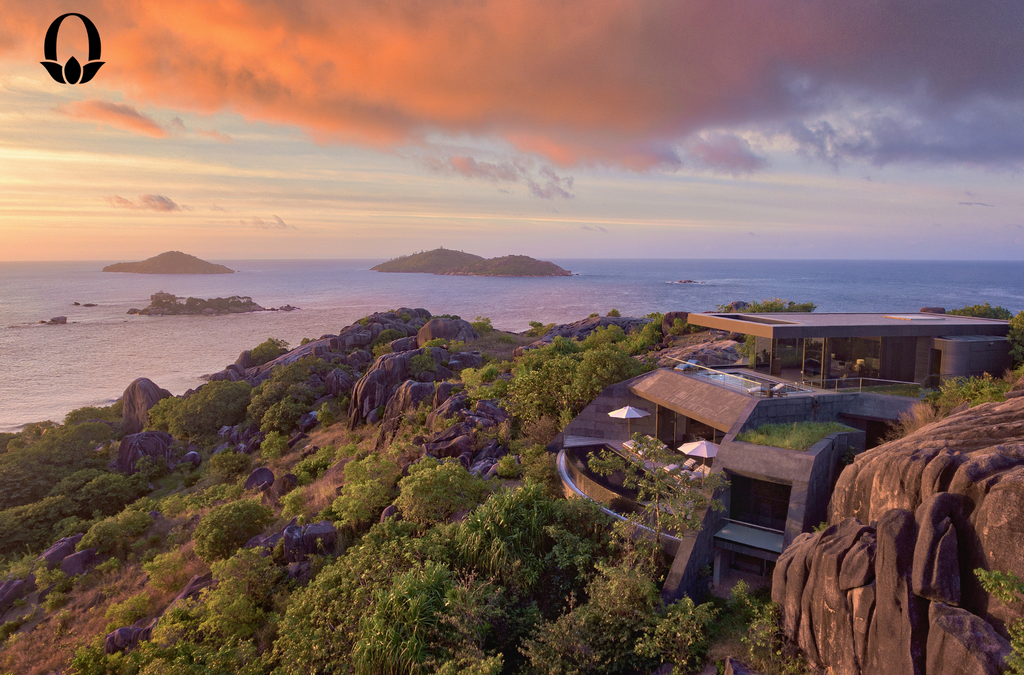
xmin=61 ymin=100 xmax=167 ymax=138
xmin=8 ymin=2 xmax=1024 ymax=168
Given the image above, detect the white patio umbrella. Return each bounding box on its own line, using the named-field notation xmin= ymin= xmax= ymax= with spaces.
xmin=678 ymin=439 xmax=719 ymax=466
xmin=607 ymin=405 xmax=650 ymax=438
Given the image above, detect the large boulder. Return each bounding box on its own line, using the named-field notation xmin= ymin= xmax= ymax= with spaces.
xmin=61 ymin=548 xmax=98 ymax=577
xmin=116 ymin=431 xmax=174 ymax=474
xmin=121 ymin=378 xmax=172 ymax=435
xmin=774 ymin=396 xmax=1024 ymax=675
xmin=661 ymin=311 xmax=689 ymax=336
xmin=283 ymin=521 xmax=338 ymax=562
xmin=416 ymin=318 xmax=479 ymax=347
xmin=104 ymin=619 xmax=156 ymax=655
xmin=348 ymin=348 xmax=447 ymax=427
xmin=38 ymin=533 xmax=85 ymax=570
xmin=0 ymin=578 xmax=31 ymax=616
xmin=325 ymin=369 xmax=354 ymax=397
xmin=245 ymin=467 xmax=275 ymax=492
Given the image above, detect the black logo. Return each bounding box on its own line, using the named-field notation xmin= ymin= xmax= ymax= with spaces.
xmin=41 ymin=13 xmax=104 ymax=84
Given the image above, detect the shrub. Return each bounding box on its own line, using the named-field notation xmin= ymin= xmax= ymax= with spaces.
xmin=194 ymin=499 xmax=274 ymax=563
xmin=1010 ymin=311 xmax=1024 ymax=368
xmin=717 ymin=298 xmax=817 ymax=313
xmin=143 ymin=549 xmax=195 ymax=593
xmin=0 ymin=495 xmax=75 ymax=557
xmin=370 ymin=329 xmax=405 ymax=352
xmin=947 ymin=303 xmax=1013 ymax=320
xmin=316 ymin=402 xmax=337 ymax=428
xmin=322 ymin=455 xmax=401 ymax=530
xmin=926 ymin=373 xmax=1010 ymax=416
xmin=147 ymin=380 xmax=252 ymax=444
xmin=293 ymin=445 xmax=336 ymax=485
xmin=79 ymin=508 xmax=154 ymax=556
xmin=260 ymin=431 xmax=288 ymax=461
xmin=105 ymin=592 xmax=152 ymax=631
xmin=395 ymin=458 xmax=490 ymax=526
xmin=472 ymin=316 xmax=494 ymax=334
xmin=494 ymin=454 xmax=522 ymax=479
xmin=200 ymin=548 xmax=281 ymax=640
xmin=410 ymin=353 xmax=438 ymax=378
xmin=251 ymin=338 xmax=289 ymax=366
xmin=606 ymin=308 xmax=621 ymax=317
xmin=206 ymin=451 xmax=251 ymax=483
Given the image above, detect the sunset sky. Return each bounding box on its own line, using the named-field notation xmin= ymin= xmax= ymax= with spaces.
xmin=1 ymin=1 xmax=1023 ymax=261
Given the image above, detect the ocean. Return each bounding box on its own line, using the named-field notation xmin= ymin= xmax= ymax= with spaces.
xmin=2 ymin=258 xmax=1022 ymax=432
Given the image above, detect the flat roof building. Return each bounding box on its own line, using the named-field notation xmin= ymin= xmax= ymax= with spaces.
xmin=683 ymin=311 xmax=1010 ymax=385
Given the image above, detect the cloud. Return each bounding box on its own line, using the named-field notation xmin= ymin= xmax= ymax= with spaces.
xmin=958 ymin=201 xmax=994 ymax=207
xmin=9 ymin=2 xmax=1024 ymax=168
xmin=197 ymin=129 xmax=233 ymax=142
xmin=246 ymin=215 xmax=295 ymax=230
xmin=210 ymin=204 xmax=227 ymax=211
xmin=528 ymin=167 xmax=574 ymax=199
xmin=581 ymin=224 xmax=608 ymax=233
xmin=425 ymin=155 xmax=574 ymax=198
xmin=687 ymin=134 xmax=767 ymax=173
xmin=61 ymin=100 xmax=167 ymax=138
xmin=105 ymin=194 xmax=182 ymax=211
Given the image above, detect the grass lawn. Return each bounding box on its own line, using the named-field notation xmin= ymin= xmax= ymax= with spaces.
xmin=735 ymin=421 xmax=855 ymax=451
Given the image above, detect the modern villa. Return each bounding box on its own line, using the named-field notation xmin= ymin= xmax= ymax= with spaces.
xmin=555 ymin=309 xmax=1011 ymax=600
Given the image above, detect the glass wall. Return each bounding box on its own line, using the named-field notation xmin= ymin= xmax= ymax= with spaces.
xmin=801 ymin=338 xmax=825 ymax=386
xmin=826 ymin=337 xmax=881 ymax=380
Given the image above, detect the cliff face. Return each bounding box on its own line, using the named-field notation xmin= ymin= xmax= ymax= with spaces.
xmin=772 ymin=395 xmax=1024 ymax=675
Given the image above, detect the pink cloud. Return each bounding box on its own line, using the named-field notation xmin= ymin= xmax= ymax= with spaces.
xmin=61 ymin=100 xmax=167 ymax=138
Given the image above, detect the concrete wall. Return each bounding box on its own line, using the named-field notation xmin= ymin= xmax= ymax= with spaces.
xmin=715 ymin=427 xmax=865 ymax=548
xmin=738 ymin=392 xmax=916 ymax=434
xmin=935 ymin=337 xmax=1011 ymax=379
xmin=803 ymin=430 xmax=865 ymax=531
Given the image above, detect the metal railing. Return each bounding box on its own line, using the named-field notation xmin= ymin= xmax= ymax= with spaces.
xmin=670 ymin=358 xmax=814 ymax=396
xmin=804 ymin=377 xmax=922 ymax=396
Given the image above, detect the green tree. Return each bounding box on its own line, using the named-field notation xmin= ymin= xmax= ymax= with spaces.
xmin=1010 ymin=311 xmax=1024 ymax=367
xmin=589 ymin=433 xmax=727 ymax=544
xmin=251 ymin=337 xmax=289 ymax=366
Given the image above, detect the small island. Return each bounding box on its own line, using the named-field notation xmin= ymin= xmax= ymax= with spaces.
xmin=127 ymin=292 xmax=297 ymax=316
xmin=372 ymin=248 xmax=571 ymax=277
xmin=103 ymin=251 xmax=234 ymax=274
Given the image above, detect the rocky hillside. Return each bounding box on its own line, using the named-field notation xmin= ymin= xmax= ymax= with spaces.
xmin=103 ymin=251 xmax=234 ymax=274
xmin=773 ymin=393 xmax=1024 ymax=675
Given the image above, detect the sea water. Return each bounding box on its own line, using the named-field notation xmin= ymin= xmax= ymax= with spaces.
xmin=2 ymin=258 xmax=1022 ymax=431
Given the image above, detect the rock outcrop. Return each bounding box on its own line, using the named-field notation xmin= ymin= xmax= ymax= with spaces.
xmin=514 ymin=315 xmax=651 ymax=355
xmin=348 ymin=347 xmax=451 ymax=427
xmin=416 ymin=318 xmax=480 ymax=347
xmin=773 ymin=396 xmax=1024 ymax=675
xmin=115 ymin=431 xmax=175 ymax=474
xmin=121 ymin=378 xmax=172 ymax=435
